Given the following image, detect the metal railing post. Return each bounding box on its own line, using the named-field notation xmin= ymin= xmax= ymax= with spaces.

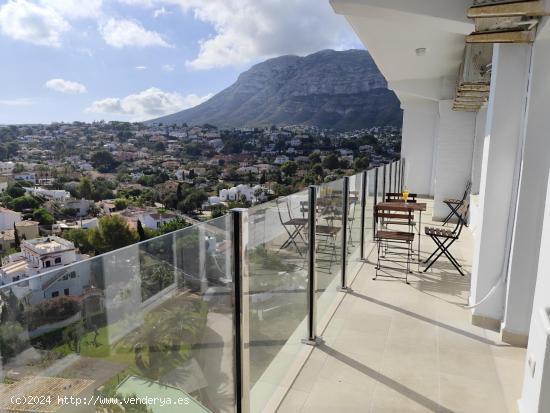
xmin=389 ymin=162 xmax=393 ymax=194
xmin=339 ymin=177 xmax=350 ymax=292
xmin=303 ymin=186 xmax=320 ymax=345
xmin=401 ymin=158 xmax=406 ymax=191
xmin=397 ymin=160 xmax=401 ymax=193
xmin=360 ymin=170 xmax=367 ymax=261
xmin=373 ymin=168 xmax=378 ymax=241
xmin=231 ymin=208 xmax=250 ymax=413
xmin=394 ymin=161 xmax=398 ymax=193
xmin=382 ymin=164 xmax=387 ymax=203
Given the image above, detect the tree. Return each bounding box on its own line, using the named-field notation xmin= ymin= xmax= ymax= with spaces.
xmin=137 ymin=219 xmax=146 ymax=242
xmin=91 ymin=151 xmax=119 ymax=173
xmin=281 ymin=161 xmax=298 ymax=177
xmin=322 ymin=153 xmax=341 ymax=170
xmin=354 ymin=156 xmax=370 ymax=171
xmin=78 ymin=177 xmax=93 ymax=200
xmin=13 ymin=223 xmax=20 ymax=248
xmin=7 ymin=183 xmax=25 ymax=198
xmin=33 ymin=208 xmax=55 ymax=226
xmin=88 ymin=215 xmax=138 ymax=254
xmin=114 ymin=198 xmax=128 ymax=211
xmin=157 ymin=218 xmax=189 ymax=235
xmin=178 ymin=191 xmax=208 ymax=214
xmin=309 ymin=152 xmax=321 ymax=165
xmin=10 ymin=196 xmax=39 ymax=212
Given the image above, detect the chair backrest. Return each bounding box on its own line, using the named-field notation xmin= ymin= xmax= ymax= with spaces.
xmin=460 ymin=181 xmax=472 ymax=203
xmin=385 ymin=192 xmax=417 ymax=203
xmin=452 ymin=202 xmax=470 ymax=237
xmin=374 ymin=205 xmax=413 ymax=224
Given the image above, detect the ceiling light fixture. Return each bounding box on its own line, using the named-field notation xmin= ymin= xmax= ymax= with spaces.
xmin=415 ymin=48 xmax=427 ymax=56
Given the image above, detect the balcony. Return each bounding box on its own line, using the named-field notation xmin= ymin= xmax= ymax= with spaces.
xmin=0 ymin=160 xmax=526 ymax=413
xmin=278 ymin=199 xmax=525 ymax=413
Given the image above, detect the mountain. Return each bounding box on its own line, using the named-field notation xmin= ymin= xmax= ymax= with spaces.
xmin=148 ymin=49 xmax=402 ymax=130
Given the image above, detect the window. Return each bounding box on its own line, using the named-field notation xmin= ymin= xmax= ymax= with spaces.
xmin=64 ymin=288 xmax=70 ymax=296
xmin=55 ymin=257 xmax=61 ymax=264
xmin=45 ymin=261 xmax=51 ymax=268
xmin=70 ymin=272 xmax=76 ymax=278
xmin=51 ymin=291 xmax=59 ymax=298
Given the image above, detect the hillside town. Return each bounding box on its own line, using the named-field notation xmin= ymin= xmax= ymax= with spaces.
xmin=0 ymin=121 xmax=399 ymax=286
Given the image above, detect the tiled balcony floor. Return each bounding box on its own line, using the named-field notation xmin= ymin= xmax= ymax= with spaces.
xmin=278 ymin=201 xmax=526 ymax=413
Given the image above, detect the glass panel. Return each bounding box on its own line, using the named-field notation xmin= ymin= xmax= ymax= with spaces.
xmin=377 ymin=166 xmax=384 ymax=204
xmin=0 ymin=217 xmax=234 ymax=413
xmin=315 ymin=178 xmax=344 ymax=323
xmin=345 ymin=173 xmax=363 ymax=276
xmin=247 ymin=189 xmax=308 ymax=412
xmin=366 ymin=169 xmax=376 ymax=243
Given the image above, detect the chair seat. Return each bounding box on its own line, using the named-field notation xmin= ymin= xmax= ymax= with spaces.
xmin=283 ymin=218 xmax=307 ymax=226
xmin=444 ymin=198 xmax=463 ymax=204
xmin=316 ymin=225 xmax=340 ymax=236
xmin=425 ymin=227 xmax=457 ymax=239
xmin=375 ymin=230 xmax=414 ymax=242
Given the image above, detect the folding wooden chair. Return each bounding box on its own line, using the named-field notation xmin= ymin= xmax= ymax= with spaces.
xmin=276 ymin=198 xmax=307 ymax=255
xmin=373 ymin=205 xmax=415 ymax=284
xmin=423 ymin=204 xmax=469 ymax=275
xmin=442 ymin=181 xmax=471 ymax=226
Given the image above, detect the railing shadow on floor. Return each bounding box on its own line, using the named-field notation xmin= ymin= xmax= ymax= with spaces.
xmin=346 ymin=290 xmax=504 ymax=347
xmin=317 ymin=343 xmax=454 ymax=413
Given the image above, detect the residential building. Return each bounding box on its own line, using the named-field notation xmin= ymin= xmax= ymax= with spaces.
xmin=0 ymin=207 xmax=21 ymax=231
xmin=0 ymin=236 xmax=89 ymax=305
xmin=15 ymin=220 xmax=39 ymax=240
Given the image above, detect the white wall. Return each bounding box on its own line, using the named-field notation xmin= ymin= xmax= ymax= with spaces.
xmin=471 ymin=108 xmax=487 ymax=196
xmin=519 ymin=18 xmax=550 ymax=412
xmin=470 ymin=44 xmax=531 ymax=325
xmin=431 ymin=100 xmax=476 ymax=220
xmin=400 ymin=98 xmax=438 ymax=196
xmin=519 ymin=171 xmax=550 ymax=413
xmin=503 ymin=35 xmax=549 ymax=343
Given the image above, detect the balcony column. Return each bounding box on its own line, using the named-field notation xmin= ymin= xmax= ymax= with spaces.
xmin=431 ymin=100 xmax=476 ymax=220
xmin=470 ymin=43 xmax=531 ymax=330
xmin=518 ymin=22 xmax=550 ymax=413
xmin=399 ymin=98 xmax=438 ymax=197
xmin=503 ymin=34 xmax=549 ymax=347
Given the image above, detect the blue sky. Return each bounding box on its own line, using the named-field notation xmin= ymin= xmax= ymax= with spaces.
xmin=0 ymin=0 xmax=362 ymax=124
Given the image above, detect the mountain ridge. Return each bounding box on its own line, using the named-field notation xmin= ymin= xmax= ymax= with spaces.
xmin=148 ymin=49 xmax=403 ymax=130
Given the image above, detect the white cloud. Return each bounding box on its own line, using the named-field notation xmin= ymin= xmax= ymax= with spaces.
xmin=0 ymin=0 xmax=70 ymax=47
xmin=45 ymin=78 xmax=87 ymax=94
xmin=184 ymin=0 xmax=356 ymax=69
xmin=153 ymin=7 xmax=170 ymax=18
xmin=0 ymin=98 xmax=36 ymax=106
xmin=162 ymin=64 xmax=175 ymax=72
xmin=99 ymin=18 xmax=172 ymax=48
xmin=86 ymin=87 xmax=212 ymax=121
xmin=39 ymin=0 xmax=103 ymax=19
xmin=119 ymin=0 xmax=356 ymax=69
xmin=135 ymin=65 xmax=147 ymax=70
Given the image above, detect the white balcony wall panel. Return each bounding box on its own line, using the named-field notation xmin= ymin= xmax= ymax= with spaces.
xmin=400 ymin=98 xmax=438 ymax=196
xmin=519 ymin=18 xmax=550 ymax=412
xmin=471 ymin=107 xmax=487 ymax=196
xmin=504 ymin=37 xmax=548 ymax=345
xmin=470 ymin=44 xmax=531 ymax=326
xmin=431 ymin=100 xmax=476 ymax=220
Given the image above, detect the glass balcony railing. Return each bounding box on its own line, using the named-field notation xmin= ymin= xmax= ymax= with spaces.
xmin=0 ymin=160 xmax=403 ymax=413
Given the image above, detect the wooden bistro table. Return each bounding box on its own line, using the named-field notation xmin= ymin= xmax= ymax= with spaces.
xmin=376 ymin=201 xmax=427 ymax=267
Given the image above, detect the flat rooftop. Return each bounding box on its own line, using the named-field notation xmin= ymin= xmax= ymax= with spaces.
xmin=23 ymin=236 xmax=74 ymax=254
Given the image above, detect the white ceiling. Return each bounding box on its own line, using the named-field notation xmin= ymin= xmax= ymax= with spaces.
xmin=331 ymin=0 xmax=475 ymax=100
